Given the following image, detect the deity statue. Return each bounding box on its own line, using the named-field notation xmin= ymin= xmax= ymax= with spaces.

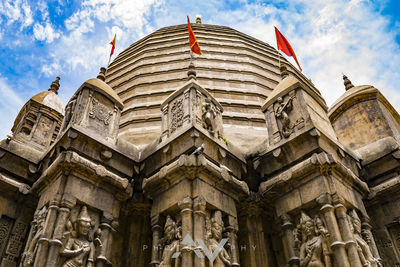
xmin=60 ymin=206 xmax=95 ymax=267
xmin=298 ymin=211 xmax=330 ymax=267
xmin=348 ymin=210 xmax=380 ymax=267
xmin=22 ymin=206 xmax=48 ymax=266
xmin=202 ymin=98 xmax=216 ymax=134
xmin=62 ymin=95 xmax=77 ymax=131
xmin=159 ymin=216 xmax=181 ymax=267
xmin=208 ymin=210 xmax=231 ymax=267
xmin=275 ymin=95 xmax=295 ymax=138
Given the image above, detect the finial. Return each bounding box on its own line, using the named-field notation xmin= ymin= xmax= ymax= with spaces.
xmin=280 ymin=64 xmax=288 ymax=79
xmin=187 ymin=55 xmax=197 ymax=79
xmin=49 ymin=76 xmax=60 ymax=94
xmin=97 ymin=67 xmax=106 ymax=81
xmin=196 ymin=15 xmax=202 ymax=24
xmin=343 ymin=74 xmax=354 ymax=91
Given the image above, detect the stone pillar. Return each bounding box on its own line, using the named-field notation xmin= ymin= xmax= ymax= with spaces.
xmin=226 ymin=215 xmax=240 ymax=267
xmin=33 ymin=196 xmax=60 ymax=267
xmin=193 ymin=196 xmax=206 ymax=267
xmin=333 ymin=198 xmax=362 ymax=267
xmin=178 ymin=196 xmax=193 ymax=267
xmin=150 ymin=214 xmax=162 ymax=267
xmin=280 ymin=213 xmax=299 ymax=267
xmin=361 ymin=216 xmax=382 ymax=264
xmin=46 ymin=196 xmax=75 ymax=267
xmin=96 ymin=213 xmax=115 ymax=267
xmin=316 ymin=193 xmax=350 ymax=267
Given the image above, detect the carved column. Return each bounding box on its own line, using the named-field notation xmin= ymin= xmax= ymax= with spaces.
xmin=316 ymin=193 xmax=350 ymax=267
xmin=150 ymin=214 xmax=162 ymax=267
xmin=96 ymin=213 xmax=115 ymax=267
xmin=226 ymin=215 xmax=240 ymax=267
xmin=178 ymin=196 xmax=193 ymax=267
xmin=333 ymin=198 xmax=362 ymax=267
xmin=280 ymin=213 xmax=299 ymax=267
xmin=33 ymin=196 xmax=60 ymax=267
xmin=193 ymin=196 xmax=206 ymax=267
xmin=361 ymin=216 xmax=382 ymax=264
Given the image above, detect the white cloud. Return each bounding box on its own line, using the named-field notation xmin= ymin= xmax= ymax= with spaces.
xmin=0 ymin=0 xmax=34 ymax=28
xmin=33 ymin=21 xmax=60 ymax=43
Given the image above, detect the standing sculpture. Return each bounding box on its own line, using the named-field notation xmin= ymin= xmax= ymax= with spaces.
xmin=275 ymin=96 xmax=295 ymax=138
xmin=159 ymin=216 xmax=181 ymax=267
xmin=202 ymin=98 xmax=216 ymax=135
xmin=60 ymin=206 xmax=95 ymax=267
xmin=21 ymin=206 xmax=48 ymax=266
xmin=208 ymin=210 xmax=231 ymax=267
xmin=298 ymin=211 xmax=331 ymax=267
xmin=349 ymin=210 xmax=380 ymax=267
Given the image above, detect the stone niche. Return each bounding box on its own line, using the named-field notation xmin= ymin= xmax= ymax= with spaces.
xmin=61 ymin=69 xmax=123 ymax=145
xmin=160 ymin=79 xmax=224 ymax=143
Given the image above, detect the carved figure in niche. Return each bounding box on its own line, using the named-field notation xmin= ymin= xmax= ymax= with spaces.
xmin=159 ymin=216 xmax=181 ymax=267
xmin=207 ymin=210 xmax=231 ymax=267
xmin=298 ymin=211 xmax=331 ymax=267
xmin=274 ymin=95 xmax=297 ymax=138
xmin=349 ymin=210 xmax=381 ymax=267
xmin=60 ymin=206 xmax=95 ymax=267
xmin=89 ymin=98 xmax=113 ymax=125
xmin=21 ymin=206 xmax=48 ymax=266
xmin=62 ymin=95 xmax=77 ymax=131
xmin=202 ymin=98 xmax=216 ymax=134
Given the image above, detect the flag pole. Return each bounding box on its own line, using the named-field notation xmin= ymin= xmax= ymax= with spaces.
xmin=107 ymin=54 xmax=112 ymax=67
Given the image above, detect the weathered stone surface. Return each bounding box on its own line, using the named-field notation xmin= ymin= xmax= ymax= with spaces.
xmin=0 ymin=24 xmax=400 ymax=267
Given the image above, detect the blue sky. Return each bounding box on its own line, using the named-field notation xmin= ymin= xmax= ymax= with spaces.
xmin=0 ymin=0 xmax=399 ymax=138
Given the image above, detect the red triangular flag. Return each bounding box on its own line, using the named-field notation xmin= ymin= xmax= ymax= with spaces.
xmin=274 ymin=27 xmax=302 ymax=71
xmin=187 ymin=16 xmax=202 ymax=55
xmin=109 ymin=34 xmax=116 ymax=56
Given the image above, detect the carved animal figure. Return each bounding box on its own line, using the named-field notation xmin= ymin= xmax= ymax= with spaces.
xmin=202 ymin=98 xmax=216 ymax=134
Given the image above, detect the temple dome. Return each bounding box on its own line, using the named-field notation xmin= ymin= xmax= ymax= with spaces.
xmin=31 ymin=90 xmax=65 ymax=115
xmin=106 ymin=23 xmax=308 ymax=151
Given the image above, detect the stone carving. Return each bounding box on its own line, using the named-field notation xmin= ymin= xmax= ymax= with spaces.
xmin=202 ymin=98 xmax=216 ymax=134
xmin=274 ymin=95 xmax=304 ymax=138
xmin=31 ymin=115 xmax=53 ymax=146
xmin=207 ymin=210 xmax=231 ymax=267
xmin=22 ymin=206 xmax=48 ymax=266
xmin=170 ymin=98 xmax=184 ymax=133
xmin=159 ymin=215 xmax=181 ymax=267
xmin=62 ymin=96 xmax=77 ymax=131
xmin=60 ymin=206 xmax=95 ymax=267
xmin=348 ymin=210 xmax=381 ymax=267
xmin=298 ymin=211 xmax=331 ymax=267
xmin=89 ymin=98 xmax=113 ymax=125
xmin=0 ymin=217 xmax=14 ymax=256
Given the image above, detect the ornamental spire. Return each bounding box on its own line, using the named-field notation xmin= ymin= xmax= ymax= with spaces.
xmin=343 ymin=74 xmax=354 ymax=91
xmin=97 ymin=67 xmax=106 ymax=81
xmin=48 ymin=76 xmax=60 ymax=94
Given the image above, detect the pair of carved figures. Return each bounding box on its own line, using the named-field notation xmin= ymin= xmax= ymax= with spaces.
xmin=159 ymin=210 xmax=231 ymax=267
xmin=294 ymin=210 xmax=381 ymax=267
xmin=22 ymin=205 xmax=99 ymax=267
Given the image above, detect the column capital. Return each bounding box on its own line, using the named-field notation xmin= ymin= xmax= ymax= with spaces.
xmin=316 ymin=193 xmax=332 ymax=206
xmin=178 ymin=196 xmax=193 ymax=211
xmin=193 ymin=196 xmax=206 ymax=211
xmin=280 ymin=213 xmax=294 ymax=230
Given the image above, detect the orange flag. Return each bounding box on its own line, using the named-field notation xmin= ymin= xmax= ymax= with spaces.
xmin=187 ymin=16 xmax=202 ymax=55
xmin=274 ymin=27 xmax=302 ymax=71
xmin=109 ymin=34 xmax=116 ymax=56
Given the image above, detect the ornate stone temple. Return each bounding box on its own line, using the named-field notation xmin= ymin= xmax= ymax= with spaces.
xmin=0 ymin=20 xmax=400 ymax=267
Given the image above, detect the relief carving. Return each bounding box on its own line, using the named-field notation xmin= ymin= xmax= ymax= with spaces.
xmin=60 ymin=206 xmax=95 ymax=267
xmin=207 ymin=210 xmax=231 ymax=267
xmin=22 ymin=206 xmax=48 ymax=266
xmin=298 ymin=211 xmax=331 ymax=267
xmin=348 ymin=210 xmax=381 ymax=267
xmin=0 ymin=217 xmax=14 ymax=256
xmin=159 ymin=215 xmax=181 ymax=267
xmin=170 ymin=98 xmax=184 ymax=133
xmin=201 ymin=98 xmax=216 ymax=134
xmin=62 ymin=96 xmax=77 ymax=131
xmin=274 ymin=95 xmax=304 ymax=138
xmin=89 ymin=98 xmax=113 ymax=125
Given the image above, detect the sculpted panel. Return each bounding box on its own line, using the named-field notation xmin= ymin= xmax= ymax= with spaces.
xmin=159 ymin=215 xmax=181 ymax=267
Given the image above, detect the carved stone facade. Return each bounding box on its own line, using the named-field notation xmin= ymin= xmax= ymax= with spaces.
xmin=0 ymin=23 xmax=400 ymax=267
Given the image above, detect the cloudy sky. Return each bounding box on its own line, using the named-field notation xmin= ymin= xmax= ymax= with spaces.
xmin=0 ymin=0 xmax=399 ymax=138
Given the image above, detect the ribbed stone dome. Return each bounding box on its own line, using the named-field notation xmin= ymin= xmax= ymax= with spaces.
xmin=106 ymin=23 xmax=297 ymax=151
